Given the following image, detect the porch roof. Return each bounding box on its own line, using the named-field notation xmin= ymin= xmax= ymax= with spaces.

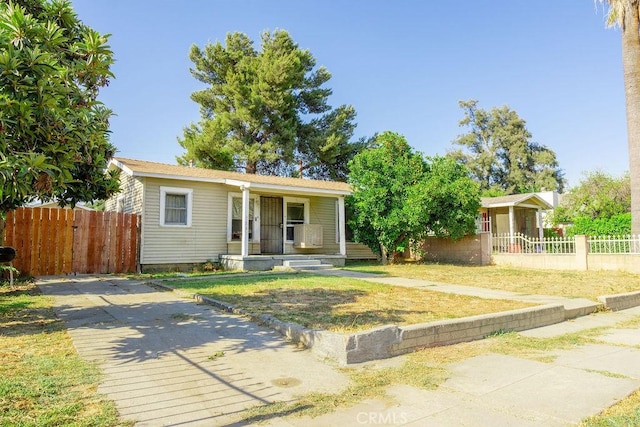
xmin=110 ymin=157 xmax=352 ymax=196
xmin=481 ymin=193 xmax=553 ymax=210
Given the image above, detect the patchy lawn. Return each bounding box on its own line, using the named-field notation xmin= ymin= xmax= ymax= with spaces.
xmin=0 ymin=282 xmax=129 ymax=427
xmin=236 ymin=325 xmax=622 ymax=423
xmin=342 ymin=261 xmax=640 ymax=300
xmin=165 ymin=273 xmax=532 ymax=332
xmin=582 ymin=389 xmax=640 ymax=426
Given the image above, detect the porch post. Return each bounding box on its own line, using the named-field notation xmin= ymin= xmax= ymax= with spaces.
xmin=338 ymin=196 xmax=347 ymax=256
xmin=241 ymin=186 xmax=250 ymax=257
xmin=537 ymin=208 xmax=544 ymax=241
xmin=508 ymin=206 xmax=515 ymax=244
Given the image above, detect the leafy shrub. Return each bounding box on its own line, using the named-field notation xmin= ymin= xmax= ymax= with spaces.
xmin=566 ymin=213 xmax=631 ymax=237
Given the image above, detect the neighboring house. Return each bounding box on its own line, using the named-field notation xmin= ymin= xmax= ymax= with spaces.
xmin=105 ymin=158 xmax=375 ymax=272
xmin=479 ymin=193 xmax=554 ymax=240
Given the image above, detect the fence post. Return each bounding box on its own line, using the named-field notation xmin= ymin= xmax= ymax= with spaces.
xmin=575 ymin=235 xmax=588 ymax=271
xmin=480 ymin=233 xmax=491 ymax=265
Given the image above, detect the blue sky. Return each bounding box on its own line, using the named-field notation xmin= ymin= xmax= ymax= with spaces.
xmin=72 ymin=1 xmax=626 ymax=188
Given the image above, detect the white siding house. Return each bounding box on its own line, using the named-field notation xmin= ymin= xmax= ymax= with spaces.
xmin=106 ymin=158 xmax=375 ymax=271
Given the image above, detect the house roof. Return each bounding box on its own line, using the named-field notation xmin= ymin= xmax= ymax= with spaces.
xmin=110 ymin=157 xmax=352 ymax=196
xmin=481 ymin=193 xmax=553 ymax=210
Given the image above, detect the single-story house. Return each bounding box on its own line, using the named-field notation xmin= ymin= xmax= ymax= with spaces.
xmin=479 ymin=193 xmax=554 ymax=239
xmin=104 ymin=158 xmax=375 ymax=272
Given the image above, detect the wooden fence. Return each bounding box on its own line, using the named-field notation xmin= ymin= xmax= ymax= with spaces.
xmin=3 ymin=207 xmax=140 ymax=276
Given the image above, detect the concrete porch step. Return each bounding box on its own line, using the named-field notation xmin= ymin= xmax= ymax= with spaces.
xmin=276 ymin=259 xmax=334 ymax=271
xmin=283 ymin=259 xmax=322 ymax=267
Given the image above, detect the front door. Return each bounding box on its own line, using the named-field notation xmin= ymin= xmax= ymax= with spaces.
xmin=260 ymin=197 xmax=283 ymax=254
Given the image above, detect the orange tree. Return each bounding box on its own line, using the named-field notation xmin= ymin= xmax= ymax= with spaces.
xmin=347 ymin=131 xmax=480 ymax=264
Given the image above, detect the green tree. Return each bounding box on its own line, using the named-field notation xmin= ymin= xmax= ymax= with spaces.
xmin=348 ymin=131 xmax=480 ymax=264
xmin=552 ymin=170 xmax=630 ymax=223
xmin=0 ymin=0 xmax=120 ymax=218
xmin=449 ymin=100 xmax=565 ymax=195
xmin=597 ymin=0 xmax=640 ymax=235
xmin=178 ymin=29 xmax=362 ymax=180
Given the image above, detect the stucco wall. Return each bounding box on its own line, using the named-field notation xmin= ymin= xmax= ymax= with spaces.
xmin=421 ymin=233 xmax=491 ymax=265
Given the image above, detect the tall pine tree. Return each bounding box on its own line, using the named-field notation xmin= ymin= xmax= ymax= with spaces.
xmin=449 ymin=100 xmax=565 ymax=195
xmin=178 ymin=30 xmax=364 ymax=180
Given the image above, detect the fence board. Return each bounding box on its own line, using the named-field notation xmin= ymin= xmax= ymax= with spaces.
xmin=3 ymin=207 xmax=139 ymax=277
xmin=114 ymin=213 xmax=124 ymax=272
xmin=71 ymin=210 xmax=85 ymax=273
xmin=123 ymin=213 xmax=138 ymax=273
xmin=31 ymin=208 xmax=42 ymax=276
xmin=16 ymin=211 xmax=34 ymax=276
xmin=42 ymin=208 xmax=53 ymax=275
xmin=62 ymin=209 xmax=73 ymax=274
xmin=88 ymin=211 xmax=100 ymax=273
xmin=105 ymin=212 xmax=117 ymax=273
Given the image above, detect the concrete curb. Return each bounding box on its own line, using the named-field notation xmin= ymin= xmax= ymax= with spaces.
xmin=148 ymin=278 xmax=640 ymax=364
xmin=149 ymin=280 xmax=566 ymax=365
xmin=598 ymin=290 xmax=640 ymax=311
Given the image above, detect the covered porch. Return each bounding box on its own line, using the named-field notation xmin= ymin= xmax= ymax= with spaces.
xmin=224 ymin=177 xmax=350 ymax=270
xmin=480 ymin=193 xmax=554 ymax=253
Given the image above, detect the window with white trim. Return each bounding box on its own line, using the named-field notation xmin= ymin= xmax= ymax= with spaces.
xmin=284 ymin=197 xmax=309 ymax=242
xmin=227 ymin=193 xmax=259 ymax=242
xmin=160 ymin=187 xmax=192 ymax=226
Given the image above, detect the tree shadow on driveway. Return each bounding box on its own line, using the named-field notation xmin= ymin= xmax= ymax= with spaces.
xmin=37 ymin=276 xmax=348 ymax=426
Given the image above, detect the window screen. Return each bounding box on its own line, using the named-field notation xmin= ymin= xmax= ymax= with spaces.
xmin=165 ymin=194 xmax=187 ymax=225
xmin=231 ymin=197 xmax=254 ymax=240
xmin=286 ymin=202 xmax=305 ymax=241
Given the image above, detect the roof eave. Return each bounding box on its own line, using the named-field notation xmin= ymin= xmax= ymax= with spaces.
xmin=111 ymin=162 xmax=351 ymax=196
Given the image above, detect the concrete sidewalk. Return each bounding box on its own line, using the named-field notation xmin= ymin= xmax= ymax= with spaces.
xmin=38 ymin=275 xmax=640 ymax=426
xmin=268 ymin=305 xmax=640 ymax=426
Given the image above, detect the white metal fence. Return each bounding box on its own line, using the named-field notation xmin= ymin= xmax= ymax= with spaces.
xmin=492 ymin=233 xmax=576 ymax=254
xmin=588 ymin=235 xmax=640 ymax=254
xmin=492 ymin=233 xmax=640 ymax=255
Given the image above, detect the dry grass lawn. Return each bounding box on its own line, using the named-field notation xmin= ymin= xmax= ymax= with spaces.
xmin=166 ymin=273 xmax=533 ymax=332
xmin=343 ymin=262 xmax=640 ymax=300
xmin=0 ymin=282 xmax=126 ymax=426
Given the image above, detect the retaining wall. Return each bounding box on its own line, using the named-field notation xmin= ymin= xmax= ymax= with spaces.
xmin=421 ymin=233 xmax=491 ymax=266
xmin=598 ymin=290 xmax=640 ymax=311
xmin=183 ymin=287 xmax=564 ymax=365
xmin=492 ymin=253 xmax=577 ymax=270
xmin=153 ymin=279 xmax=640 ymax=365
